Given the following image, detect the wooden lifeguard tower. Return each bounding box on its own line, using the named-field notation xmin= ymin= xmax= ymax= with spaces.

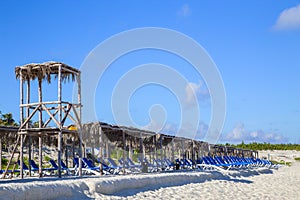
xmin=3 ymin=62 xmax=83 ymax=178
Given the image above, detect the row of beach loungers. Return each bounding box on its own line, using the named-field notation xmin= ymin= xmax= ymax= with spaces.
xmin=0 ymin=156 xmax=280 ymax=178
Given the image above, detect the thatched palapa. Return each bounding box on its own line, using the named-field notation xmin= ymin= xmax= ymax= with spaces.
xmin=15 ymin=61 xmax=79 ymax=83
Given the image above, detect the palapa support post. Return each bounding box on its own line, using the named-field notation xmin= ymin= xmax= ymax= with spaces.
xmin=26 ymin=79 xmax=32 ymax=176
xmin=105 ymin=141 xmax=109 ymax=158
xmin=160 ymin=135 xmax=163 ymax=163
xmin=171 ymin=138 xmax=174 ymax=162
xmin=65 ymin=145 xmax=68 ymax=169
xmin=198 ymin=143 xmax=201 ymax=160
xmin=77 ymin=72 xmax=83 ymax=177
xmin=154 ymin=135 xmax=158 ymax=162
xmin=181 ymin=140 xmax=184 ymax=159
xmin=122 ymin=130 xmax=126 ymax=174
xmin=139 ymin=132 xmax=143 ymax=161
xmin=99 ymin=125 xmax=103 ymax=174
xmin=19 ymin=72 xmax=24 ymax=179
xmin=38 ymin=79 xmax=43 ymax=177
xmin=28 ymin=137 xmax=32 ymax=177
xmin=91 ymin=143 xmax=95 ymax=165
xmin=143 ymin=142 xmax=146 ymax=161
xmin=58 ymin=65 xmax=62 ymax=178
xmin=192 ymin=140 xmax=195 ymax=168
xmin=72 ymin=139 xmax=75 ymax=167
xmin=0 ymin=138 xmax=2 ymax=170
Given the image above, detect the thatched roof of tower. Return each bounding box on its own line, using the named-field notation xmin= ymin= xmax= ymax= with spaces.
xmin=15 ymin=61 xmax=79 ymax=83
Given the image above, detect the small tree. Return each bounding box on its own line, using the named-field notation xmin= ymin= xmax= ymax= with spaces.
xmin=0 ymin=112 xmax=18 ymax=126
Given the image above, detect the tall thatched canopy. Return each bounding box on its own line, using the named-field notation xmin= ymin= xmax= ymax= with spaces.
xmin=82 ymin=122 xmax=157 ymax=150
xmin=0 ymin=125 xmax=77 ymax=148
xmin=15 ymin=61 xmax=80 ymax=82
xmin=158 ymin=134 xmax=174 ymax=146
xmin=76 ymin=122 xmax=259 ymax=160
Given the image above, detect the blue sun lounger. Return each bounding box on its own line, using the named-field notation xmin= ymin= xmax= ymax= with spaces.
xmin=75 ymin=158 xmax=116 ymax=175
xmin=29 ymin=160 xmax=58 ymax=175
xmin=164 ymin=158 xmax=176 ymax=169
xmin=121 ymin=158 xmax=142 ymax=172
xmin=105 ymin=158 xmax=123 ymax=173
xmin=73 ymin=157 xmax=101 ymax=175
xmin=138 ymin=157 xmax=157 ymax=172
xmin=49 ymin=159 xmax=74 ymax=175
xmin=17 ymin=160 xmax=31 ymax=176
xmin=95 ymin=158 xmax=119 ymax=174
xmin=0 ymin=169 xmax=20 ymax=178
xmin=154 ymin=158 xmax=173 ymax=171
xmin=198 ymin=156 xmax=233 ymax=171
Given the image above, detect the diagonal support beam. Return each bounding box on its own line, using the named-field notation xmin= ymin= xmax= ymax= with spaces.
xmin=43 ymin=109 xmax=59 ymax=127
xmin=42 ymin=104 xmax=61 ymax=128
xmin=19 ymin=104 xmax=40 ymax=129
xmin=63 ymin=107 xmax=77 ymax=125
xmin=61 ymin=104 xmax=72 ymax=126
xmin=71 ymin=106 xmax=81 ymax=128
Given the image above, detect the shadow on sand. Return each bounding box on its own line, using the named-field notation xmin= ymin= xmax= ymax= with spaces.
xmin=110 ymin=169 xmax=272 ymax=197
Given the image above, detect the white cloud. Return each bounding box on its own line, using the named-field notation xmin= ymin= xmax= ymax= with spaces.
xmin=194 ymin=121 xmax=209 ymax=140
xmin=226 ymin=122 xmax=246 ymax=141
xmin=143 ymin=121 xmax=178 ymax=136
xmin=143 ymin=120 xmax=166 ymax=133
xmin=274 ymin=5 xmax=300 ymax=30
xmin=224 ymin=122 xmax=287 ymax=143
xmin=144 ymin=120 xmax=287 ymax=144
xmin=250 ymin=131 xmax=258 ymax=138
xmin=178 ymin=4 xmax=191 ymax=18
xmin=184 ymin=81 xmax=209 ymax=108
xmin=185 ymin=82 xmax=200 ymax=107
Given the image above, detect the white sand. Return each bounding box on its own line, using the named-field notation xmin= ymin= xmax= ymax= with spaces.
xmin=101 ymin=162 xmax=300 ymax=200
xmin=0 ymin=150 xmax=299 ymax=200
xmin=259 ymin=150 xmax=300 ymax=163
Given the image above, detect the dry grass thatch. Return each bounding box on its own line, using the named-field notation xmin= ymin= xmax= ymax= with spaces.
xmin=15 ymin=61 xmax=79 ymax=83
xmin=0 ymin=126 xmax=18 ymax=144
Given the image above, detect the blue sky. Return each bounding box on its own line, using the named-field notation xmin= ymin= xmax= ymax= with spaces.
xmin=1 ymin=1 xmax=300 ymax=144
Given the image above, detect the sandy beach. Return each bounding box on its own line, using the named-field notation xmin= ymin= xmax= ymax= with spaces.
xmin=1 ymin=2 xmax=300 ymax=200
xmin=100 ymin=161 xmax=300 ymax=200
xmin=0 ymin=151 xmax=299 ymax=200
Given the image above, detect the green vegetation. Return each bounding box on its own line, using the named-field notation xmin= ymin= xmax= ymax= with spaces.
xmin=224 ymin=141 xmax=300 ymax=151
xmin=1 ymin=157 xmax=8 ymax=166
xmin=110 ymin=149 xmax=122 ymax=160
xmin=271 ymin=160 xmax=292 ymax=166
xmin=1 ymin=157 xmax=22 ymax=170
xmin=23 ymin=156 xmax=28 ymax=165
xmin=0 ymin=111 xmax=18 ymax=126
xmin=294 ymin=157 xmax=300 ymax=161
xmin=131 ymin=152 xmax=139 ymax=163
xmin=44 ymin=155 xmax=51 ymax=162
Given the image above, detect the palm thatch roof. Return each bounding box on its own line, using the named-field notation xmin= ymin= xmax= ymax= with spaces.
xmin=0 ymin=124 xmax=80 ymax=147
xmin=0 ymin=126 xmax=18 ymax=146
xmin=0 ymin=126 xmax=18 ymax=133
xmin=15 ymin=61 xmax=80 ymax=83
xmin=82 ymin=122 xmax=156 ymax=142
